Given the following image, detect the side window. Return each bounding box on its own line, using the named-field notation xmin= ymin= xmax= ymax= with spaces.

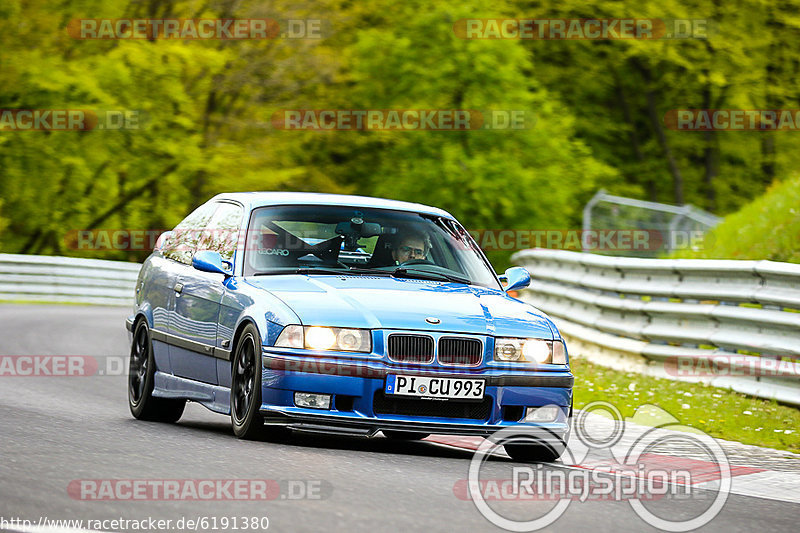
xmin=163 ymin=203 xmax=218 ymax=265
xmin=197 ymin=203 xmax=244 ymax=262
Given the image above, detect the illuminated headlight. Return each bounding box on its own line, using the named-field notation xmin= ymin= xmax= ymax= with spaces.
xmin=305 ymin=326 xmax=336 ymax=350
xmin=275 ymin=325 xmax=371 ymax=353
xmin=493 ymin=338 xmax=567 ymax=364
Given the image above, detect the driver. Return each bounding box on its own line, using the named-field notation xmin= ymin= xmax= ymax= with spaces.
xmin=392 ymin=233 xmax=430 ymax=265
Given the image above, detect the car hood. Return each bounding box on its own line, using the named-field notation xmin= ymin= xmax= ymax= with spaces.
xmin=245 ymin=275 xmax=555 ymax=338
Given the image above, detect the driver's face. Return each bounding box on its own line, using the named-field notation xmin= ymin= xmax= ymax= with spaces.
xmin=393 ymin=237 xmax=427 ymax=263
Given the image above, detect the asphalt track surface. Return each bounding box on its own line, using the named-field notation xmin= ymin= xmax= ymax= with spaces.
xmin=0 ymin=304 xmax=797 ymax=532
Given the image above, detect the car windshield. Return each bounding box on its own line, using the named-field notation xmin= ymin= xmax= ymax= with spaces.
xmin=243 ymin=205 xmax=500 ymax=289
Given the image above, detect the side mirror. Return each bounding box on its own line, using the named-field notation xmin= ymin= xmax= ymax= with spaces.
xmin=503 ymin=267 xmax=530 ymax=292
xmin=192 ymin=251 xmax=231 ymax=276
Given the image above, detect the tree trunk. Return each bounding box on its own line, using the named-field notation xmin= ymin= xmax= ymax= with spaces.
xmin=612 ymin=68 xmax=654 ymax=200
xmin=702 ymin=79 xmax=717 ymax=211
xmin=85 ymin=164 xmax=178 ymax=230
xmin=632 ymin=58 xmax=685 ymax=204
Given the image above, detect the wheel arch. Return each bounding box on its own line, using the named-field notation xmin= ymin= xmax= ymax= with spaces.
xmin=132 ymin=312 xmax=149 ymax=330
xmin=229 ymin=318 xmax=261 ymax=370
xmin=132 ymin=301 xmax=154 ymax=330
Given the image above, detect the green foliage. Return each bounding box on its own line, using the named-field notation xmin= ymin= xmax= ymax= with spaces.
xmin=673 ymin=173 xmax=800 ymax=262
xmin=572 ymin=357 xmax=800 ymax=453
xmin=281 ymin=0 xmax=616 ymax=246
xmin=517 ymin=0 xmax=800 ymax=213
xmin=0 ymin=199 xmax=8 ymax=247
xmin=1 ymin=0 xmax=798 ymax=267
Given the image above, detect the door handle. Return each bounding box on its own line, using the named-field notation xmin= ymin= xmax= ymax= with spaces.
xmin=174 ymin=282 xmax=184 ymax=294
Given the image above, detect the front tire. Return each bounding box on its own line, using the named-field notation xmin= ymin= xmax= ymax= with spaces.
xmin=231 ymin=324 xmax=290 ymax=440
xmin=128 ymin=319 xmax=185 ymax=422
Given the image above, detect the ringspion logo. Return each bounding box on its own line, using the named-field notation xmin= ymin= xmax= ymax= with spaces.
xmin=466 ymin=402 xmax=731 ymax=531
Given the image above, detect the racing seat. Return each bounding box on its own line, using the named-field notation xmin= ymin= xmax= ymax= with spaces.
xmin=365 ymin=235 xmax=396 ymax=268
xmin=250 ymin=231 xmax=294 ymax=270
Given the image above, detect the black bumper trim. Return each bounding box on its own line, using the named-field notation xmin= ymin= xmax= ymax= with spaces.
xmin=261 ymin=354 xmax=573 ymax=388
xmin=261 ymin=411 xmax=569 ymax=440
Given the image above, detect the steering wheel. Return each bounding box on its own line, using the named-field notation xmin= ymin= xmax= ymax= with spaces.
xmin=399 ymin=259 xmax=434 ymax=266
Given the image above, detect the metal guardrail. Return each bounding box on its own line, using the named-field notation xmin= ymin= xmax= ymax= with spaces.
xmin=2 ymin=251 xmax=798 ymax=404
xmin=512 ymin=249 xmax=800 ymax=405
xmin=582 ymin=190 xmax=721 ymax=257
xmin=0 ymin=254 xmax=140 ymax=306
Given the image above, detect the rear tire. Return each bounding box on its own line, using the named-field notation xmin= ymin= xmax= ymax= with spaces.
xmin=128 ymin=319 xmax=186 ymax=423
xmin=383 ymin=431 xmax=430 ymax=440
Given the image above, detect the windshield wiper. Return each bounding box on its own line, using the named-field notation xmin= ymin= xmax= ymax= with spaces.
xmin=294 ymin=267 xmax=353 ymax=276
xmin=252 ymin=268 xmax=347 ymax=276
xmin=343 ymin=267 xmax=397 ymax=276
xmin=252 ymin=266 xmax=468 ymax=282
xmin=391 ymin=267 xmax=471 ymax=285
xmin=298 ymin=267 xmax=400 ymax=277
xmin=254 ymin=267 xmax=394 ymax=277
xmin=252 ymin=269 xmax=295 ymax=276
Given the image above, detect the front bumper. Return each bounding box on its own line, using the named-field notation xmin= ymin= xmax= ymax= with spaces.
xmin=260 ymin=350 xmax=573 ymax=440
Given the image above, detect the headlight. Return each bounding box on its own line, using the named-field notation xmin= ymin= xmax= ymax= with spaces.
xmin=275 ymin=325 xmax=371 ymax=353
xmin=494 ymin=338 xmax=567 ymax=364
xmin=275 ymin=325 xmax=304 ymax=348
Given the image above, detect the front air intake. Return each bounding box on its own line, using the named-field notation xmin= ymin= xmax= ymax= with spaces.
xmin=387 ymin=334 xmax=434 ymax=364
xmin=438 ymin=337 xmax=482 ymax=366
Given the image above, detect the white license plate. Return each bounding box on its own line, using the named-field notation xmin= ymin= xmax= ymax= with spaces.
xmin=385 ymin=375 xmax=485 ymax=400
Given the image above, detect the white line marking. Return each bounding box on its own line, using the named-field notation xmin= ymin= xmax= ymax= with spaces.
xmin=696 ymin=470 xmax=800 ymax=504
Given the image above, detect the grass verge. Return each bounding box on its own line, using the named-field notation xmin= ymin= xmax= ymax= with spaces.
xmin=671 ymin=173 xmax=800 ymax=263
xmin=571 ymin=356 xmax=800 ymax=453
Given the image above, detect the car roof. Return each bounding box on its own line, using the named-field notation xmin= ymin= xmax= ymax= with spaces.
xmin=210 ymin=192 xmax=456 ymax=219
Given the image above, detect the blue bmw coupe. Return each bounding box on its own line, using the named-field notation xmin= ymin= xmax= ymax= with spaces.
xmin=127 ymin=192 xmax=573 ymax=461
